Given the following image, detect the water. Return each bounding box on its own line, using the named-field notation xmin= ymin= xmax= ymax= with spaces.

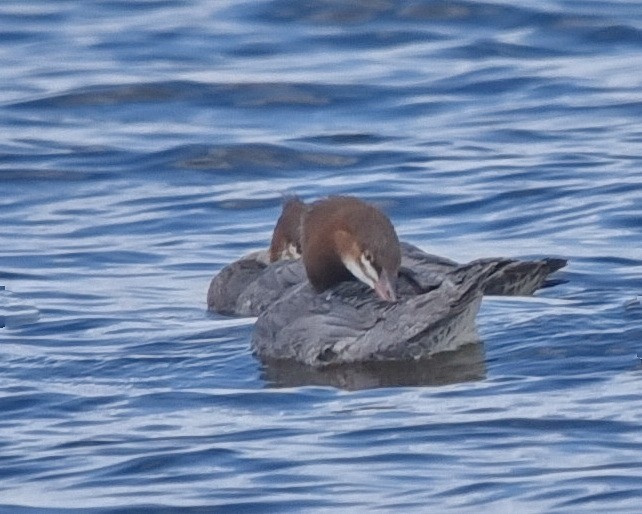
xmin=1 ymin=0 xmax=641 ymax=511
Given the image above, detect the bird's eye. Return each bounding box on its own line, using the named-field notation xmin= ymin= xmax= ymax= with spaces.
xmin=364 ymin=250 xmax=373 ymax=262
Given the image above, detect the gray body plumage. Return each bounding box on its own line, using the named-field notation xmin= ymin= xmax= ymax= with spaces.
xmin=207 ymin=243 xmax=566 ymax=366
xmin=208 ymin=242 xmax=566 ymax=317
xmin=252 ymin=260 xmax=507 ymax=366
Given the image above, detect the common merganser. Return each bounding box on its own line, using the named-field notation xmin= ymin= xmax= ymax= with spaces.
xmin=208 ymin=197 xmax=566 ymax=315
xmin=207 ymin=196 xmax=566 ymax=366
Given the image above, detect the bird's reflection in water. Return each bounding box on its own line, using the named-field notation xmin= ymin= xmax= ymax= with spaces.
xmin=260 ymin=342 xmax=486 ymax=391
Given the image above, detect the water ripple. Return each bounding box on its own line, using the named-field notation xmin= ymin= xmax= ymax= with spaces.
xmin=2 ymin=0 xmax=642 ymax=511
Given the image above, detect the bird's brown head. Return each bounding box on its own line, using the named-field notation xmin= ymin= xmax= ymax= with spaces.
xmin=269 ymin=197 xmax=305 ymax=263
xmin=302 ymin=196 xmax=401 ymax=301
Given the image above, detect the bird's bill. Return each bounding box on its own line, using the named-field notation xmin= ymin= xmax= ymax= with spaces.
xmin=374 ymin=269 xmax=397 ymax=302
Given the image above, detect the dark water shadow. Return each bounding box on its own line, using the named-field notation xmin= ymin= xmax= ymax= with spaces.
xmin=260 ymin=343 xmax=486 ymax=391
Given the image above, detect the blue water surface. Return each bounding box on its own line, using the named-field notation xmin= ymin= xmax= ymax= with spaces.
xmin=1 ymin=0 xmax=642 ymax=512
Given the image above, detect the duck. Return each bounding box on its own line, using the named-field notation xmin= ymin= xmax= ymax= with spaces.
xmin=208 ymin=196 xmax=567 ymax=366
xmin=207 ymin=196 xmax=566 ymax=317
